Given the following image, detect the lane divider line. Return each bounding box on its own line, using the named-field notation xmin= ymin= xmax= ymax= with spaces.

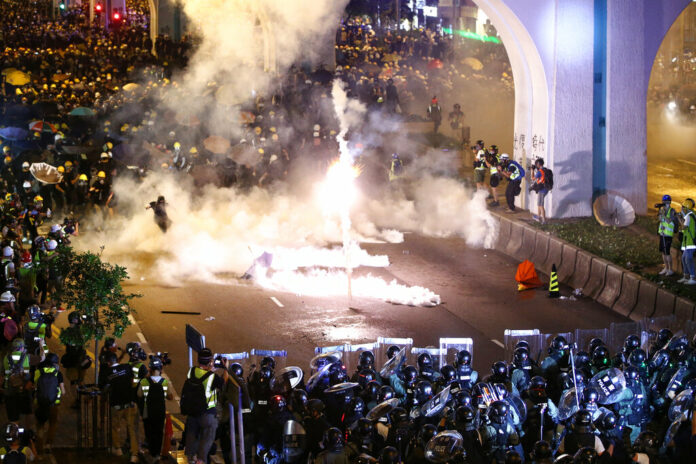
xmin=270 ymin=297 xmax=284 ymax=308
xmin=136 ymin=332 xmax=147 ymax=344
xmin=491 ymin=339 xmax=505 ymax=348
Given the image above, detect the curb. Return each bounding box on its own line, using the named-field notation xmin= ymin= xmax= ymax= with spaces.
xmin=488 ymin=212 xmax=696 ymax=322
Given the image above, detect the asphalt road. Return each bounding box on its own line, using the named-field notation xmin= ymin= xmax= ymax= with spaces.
xmin=124 ymin=233 xmax=628 ymax=390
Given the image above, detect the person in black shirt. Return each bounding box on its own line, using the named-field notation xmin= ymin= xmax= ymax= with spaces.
xmin=146 ymin=196 xmax=170 ymax=233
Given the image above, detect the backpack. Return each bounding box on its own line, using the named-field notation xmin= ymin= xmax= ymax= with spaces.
xmin=511 ymin=161 xmax=526 ymax=179
xmin=2 ymin=448 xmax=26 ymax=464
xmin=23 ymin=324 xmax=40 ymax=356
xmin=1 ymin=318 xmax=18 ymax=342
xmin=6 ymin=354 xmax=27 ymax=394
xmin=145 ymin=377 xmax=166 ymax=419
xmin=542 ymin=167 xmax=554 ymax=190
xmin=36 ymin=368 xmax=59 ymax=406
xmin=179 ymin=370 xmax=213 ymax=416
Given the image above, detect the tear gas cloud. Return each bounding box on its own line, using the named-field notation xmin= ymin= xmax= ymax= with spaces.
xmin=78 ymin=0 xmax=498 ymax=305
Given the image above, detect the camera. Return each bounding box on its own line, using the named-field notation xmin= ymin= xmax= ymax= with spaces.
xmin=654 ymin=203 xmax=665 ymax=209
xmin=155 ymin=351 xmax=171 ymax=365
xmin=214 ymin=353 xmax=236 ymax=369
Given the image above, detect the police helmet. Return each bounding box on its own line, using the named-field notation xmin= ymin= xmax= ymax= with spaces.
xmin=358 ymin=350 xmax=375 ymax=370
xmin=440 ymin=365 xmax=456 ymax=382
xmin=402 ymin=365 xmax=418 ymax=384
xmin=418 ymin=424 xmax=437 ymax=446
xmin=28 ymin=304 xmax=41 ymax=321
xmin=357 ymin=369 xmax=377 ymax=388
xmin=549 ymin=336 xmax=568 ymax=355
xmin=456 ymin=350 xmax=471 ymax=367
xmin=389 ymin=407 xmax=408 ymax=427
xmin=488 ymin=400 xmax=508 ymax=424
xmin=657 ymin=328 xmax=673 ymax=347
xmin=259 ymin=366 xmax=273 ymax=381
xmin=515 ymin=340 xmax=530 ymax=350
xmin=415 ymin=380 xmax=433 ymax=404
xmin=455 ymin=406 xmax=475 ymax=430
xmin=378 ymin=385 xmax=394 ymax=403
xmin=270 ymin=395 xmax=287 ymax=413
xmin=588 ymin=338 xmax=604 ymax=353
xmin=532 ymin=440 xmax=552 ymax=459
xmin=628 ymin=348 xmax=647 ymax=368
xmin=591 ymin=346 xmax=610 ymax=368
xmin=261 ymin=356 xmax=276 ymax=370
xmin=323 ymin=427 xmax=343 ymax=452
xmin=623 ymin=334 xmax=640 ymax=353
xmin=598 ymin=411 xmax=617 ymax=431
xmin=349 ymin=396 xmax=365 ymax=417
xmin=633 ymin=431 xmax=659 ymax=454
xmin=454 ymin=390 xmax=472 ymax=408
xmin=491 ymin=361 xmax=507 ymax=377
xmin=623 ymin=365 xmax=640 ymax=383
xmin=386 ymin=345 xmax=400 ymax=360
xmin=513 ymin=347 xmax=529 ymax=367
xmin=417 ymin=352 xmax=432 ymax=370
xmin=291 ymin=388 xmax=308 ymax=412
xmin=583 ymin=387 xmax=599 ymax=405
xmin=379 ymin=446 xmax=399 ymax=464
xmin=229 ymin=362 xmax=243 ymax=378
xmin=362 ymin=380 xmax=380 ymax=401
xmin=573 ymin=409 xmax=593 ymax=434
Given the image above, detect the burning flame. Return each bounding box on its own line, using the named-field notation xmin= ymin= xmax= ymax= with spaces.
xmin=317 ymin=157 xmax=361 ymax=216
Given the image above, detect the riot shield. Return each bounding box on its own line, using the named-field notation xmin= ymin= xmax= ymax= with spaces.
xmin=608 ymin=322 xmax=641 ymax=354
xmin=668 ymin=388 xmax=693 ymax=422
xmin=574 ymin=328 xmax=609 ymax=353
xmin=282 ymin=420 xmax=306 ymax=463
xmin=662 ymin=416 xmax=686 ymax=452
xmin=313 ymin=345 xmax=348 ymax=372
xmin=503 ymin=329 xmax=541 ymax=362
xmin=272 ymin=366 xmax=304 ymax=395
xmin=377 ymin=337 xmax=413 ymax=368
xmin=438 ymin=337 xmax=474 ymax=368
xmin=420 ymin=385 xmax=451 ymax=418
xmin=250 ymin=348 xmax=287 ymax=372
xmin=424 ymin=431 xmax=465 ymax=464
xmin=306 ymin=363 xmax=332 ymax=393
xmin=411 ymin=347 xmax=445 ymax=371
xmin=366 ymin=398 xmax=401 ymax=422
xmin=309 ymin=351 xmax=342 ymax=374
xmin=346 ymin=342 xmax=379 ymax=374
xmin=642 ymin=315 xmax=678 ymax=333
xmin=379 ymin=347 xmax=406 ymax=378
xmin=539 ymin=332 xmax=573 ymax=358
xmin=557 ymin=388 xmax=580 ymax=421
xmin=215 ymin=351 xmax=249 ymax=372
xmin=589 ymin=368 xmax=627 ymax=405
xmin=325 ymin=382 xmax=359 ymax=394
xmin=507 ymin=394 xmax=528 ymax=425
xmin=664 ymin=366 xmax=690 ymax=400
xmin=471 ymin=382 xmax=500 ymax=409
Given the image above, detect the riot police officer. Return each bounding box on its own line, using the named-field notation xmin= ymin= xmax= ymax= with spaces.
xmin=416 ymin=353 xmax=440 ymax=383
xmin=557 ymin=410 xmax=604 ymax=455
xmin=616 ymin=365 xmax=650 ymax=442
xmin=454 ymin=350 xmax=478 ymax=391
xmin=478 ymin=400 xmax=521 ymax=462
xmin=313 ymin=427 xmax=349 ymax=464
xmin=521 ymin=376 xmax=558 ymax=455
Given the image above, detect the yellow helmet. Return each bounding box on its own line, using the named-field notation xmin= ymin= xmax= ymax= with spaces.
xmin=3 ymin=156 xmax=11 ymax=164
xmin=189 ymin=147 xmax=198 ymax=154
xmin=97 ymin=171 xmax=106 ymax=179
xmin=65 ymin=160 xmax=73 ymax=167
xmin=34 ymin=195 xmax=43 ymax=202
xmin=57 ymin=166 xmax=65 ymax=173
xmin=684 ymin=198 xmax=695 ymax=210
xmin=173 ymin=142 xmax=181 ymax=150
xmin=2 ymin=146 xmax=10 ymax=153
xmin=5 ymin=193 xmax=12 ymax=201
xmin=78 ymin=174 xmax=88 ymax=181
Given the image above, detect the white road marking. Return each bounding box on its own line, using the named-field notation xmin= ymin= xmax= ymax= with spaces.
xmin=270 ymin=296 xmax=284 ymax=308
xmin=678 ymin=159 xmax=696 ymax=167
xmin=128 ymin=315 xmax=136 ymax=324
xmin=656 ymin=166 xmax=673 ymax=172
xmin=491 ymin=339 xmax=505 ymax=348
xmin=137 ymin=332 xmax=147 ymax=344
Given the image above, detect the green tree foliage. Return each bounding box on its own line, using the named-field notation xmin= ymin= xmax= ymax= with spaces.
xmin=57 ymin=246 xmax=140 ymax=347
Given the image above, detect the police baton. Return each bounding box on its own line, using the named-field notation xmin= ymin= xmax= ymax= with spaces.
xmin=568 ymin=342 xmax=581 ymax=412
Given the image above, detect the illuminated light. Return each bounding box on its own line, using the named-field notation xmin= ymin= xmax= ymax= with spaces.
xmin=113 ymin=11 xmax=121 ymax=20
xmin=95 ymin=3 xmax=102 ymax=11
xmin=442 ymin=27 xmax=502 ymax=44
xmin=668 ymin=101 xmax=677 ymax=111
xmin=316 ymin=158 xmax=361 ymax=217
xmin=59 ymin=2 xmax=65 ymax=9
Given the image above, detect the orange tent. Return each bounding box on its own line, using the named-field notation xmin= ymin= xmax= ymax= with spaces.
xmin=515 ymin=259 xmax=544 ymax=291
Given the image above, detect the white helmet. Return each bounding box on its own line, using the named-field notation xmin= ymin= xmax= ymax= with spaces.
xmin=500 ymin=153 xmax=510 ymax=161
xmin=2 ymin=246 xmax=12 ymax=258
xmin=50 ymin=224 xmax=62 ymax=233
xmin=47 ymin=240 xmax=58 ymax=251
xmin=22 ymin=181 xmax=31 ymax=189
xmin=21 ymin=162 xmax=29 ymax=169
xmin=100 ymin=152 xmax=109 ymax=159
xmin=0 ymin=291 xmax=15 ymax=303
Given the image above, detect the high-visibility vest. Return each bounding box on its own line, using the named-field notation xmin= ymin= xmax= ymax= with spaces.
xmin=34 ymin=366 xmax=61 ymax=404
xmin=658 ymin=207 xmax=675 ymax=237
xmin=140 ymin=376 xmax=169 ymax=401
xmin=130 ymin=362 xmax=145 ymax=387
xmin=188 ymin=367 xmax=217 ymax=409
xmin=682 ymin=212 xmax=696 ymax=250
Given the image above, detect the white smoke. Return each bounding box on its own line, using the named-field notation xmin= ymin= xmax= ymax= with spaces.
xmin=74 ymin=0 xmax=499 ymax=306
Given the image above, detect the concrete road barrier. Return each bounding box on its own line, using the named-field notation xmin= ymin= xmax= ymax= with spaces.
xmin=531 ymin=232 xmax=550 ymax=271
xmin=675 ymin=297 xmax=695 ymax=321
xmin=557 ymin=245 xmax=577 ymax=283
xmin=597 ymin=265 xmax=623 ymax=309
xmin=653 ymin=288 xmax=676 ymax=318
xmin=569 ymin=251 xmax=591 ymax=291
xmin=518 ymin=226 xmax=537 ymax=262
xmin=542 ymin=237 xmax=564 ymax=275
xmin=630 ymin=280 xmax=658 ymax=321
xmin=496 ymin=217 xmax=511 ymax=252
xmin=613 ymin=273 xmax=640 ymax=317
xmin=505 ymin=221 xmax=524 ymax=258
xmin=584 ymin=258 xmax=608 ymax=299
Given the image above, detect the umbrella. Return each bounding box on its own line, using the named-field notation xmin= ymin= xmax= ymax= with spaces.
xmin=229 ymin=143 xmax=262 ymax=167
xmin=122 ymin=83 xmax=140 ymax=92
xmin=203 ymin=136 xmax=231 ymax=155
xmin=177 ymin=113 xmax=201 ymax=127
xmin=427 ymin=59 xmax=444 ymax=70
xmin=28 ymin=121 xmax=58 ymax=133
xmin=69 ymin=107 xmax=96 ymax=117
xmin=30 ymin=163 xmax=63 ymax=184
xmin=51 ymin=73 xmax=70 ymax=82
xmin=0 ymin=127 xmax=29 ymax=141
xmin=2 ymin=68 xmax=30 ymax=86
xmin=462 ymin=57 xmax=484 ymax=71
xmin=593 ymin=193 xmax=635 ymax=227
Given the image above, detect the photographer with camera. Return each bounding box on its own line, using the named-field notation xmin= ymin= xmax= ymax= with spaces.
xmin=59 ymin=312 xmax=89 ymax=407
xmin=0 ymin=422 xmax=37 ymax=463
xmin=531 ymin=158 xmax=553 ymax=225
xmin=181 ymin=347 xmax=229 ymax=464
xmin=138 ymin=353 xmax=173 ymax=461
xmin=656 ymin=194 xmax=680 ymax=277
